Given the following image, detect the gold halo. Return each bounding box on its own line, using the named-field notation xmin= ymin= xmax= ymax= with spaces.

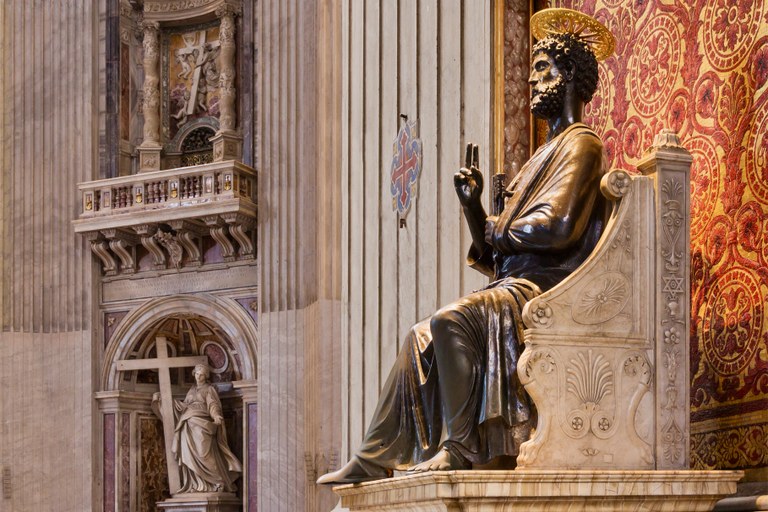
xmin=530 ymin=8 xmax=615 ymax=61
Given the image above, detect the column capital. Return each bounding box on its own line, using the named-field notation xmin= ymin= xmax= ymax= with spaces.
xmin=215 ymin=4 xmax=242 ymax=19
xmin=141 ymin=19 xmax=160 ymax=32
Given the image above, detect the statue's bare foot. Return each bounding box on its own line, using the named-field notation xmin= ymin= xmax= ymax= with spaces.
xmin=408 ymin=446 xmax=470 ymax=473
xmin=316 ymin=455 xmax=392 ymax=485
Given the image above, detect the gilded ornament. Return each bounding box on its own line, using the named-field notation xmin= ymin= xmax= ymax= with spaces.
xmin=530 ymin=8 xmax=615 ymax=61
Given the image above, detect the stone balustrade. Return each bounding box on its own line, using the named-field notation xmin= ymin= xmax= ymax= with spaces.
xmin=73 ymin=160 xmax=257 ymax=276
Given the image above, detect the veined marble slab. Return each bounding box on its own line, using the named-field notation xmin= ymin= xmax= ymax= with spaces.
xmin=157 ymin=492 xmax=241 ymax=512
xmin=335 ymin=470 xmax=743 ymax=512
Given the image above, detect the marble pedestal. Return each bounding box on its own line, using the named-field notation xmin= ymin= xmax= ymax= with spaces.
xmin=334 ymin=470 xmax=743 ymax=512
xmin=157 ymin=493 xmax=241 ymax=512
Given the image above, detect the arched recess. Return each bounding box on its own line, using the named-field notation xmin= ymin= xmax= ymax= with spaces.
xmin=102 ymin=293 xmax=257 ymax=391
xmin=97 ymin=293 xmax=259 ymax=512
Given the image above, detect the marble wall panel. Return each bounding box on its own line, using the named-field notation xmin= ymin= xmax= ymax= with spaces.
xmin=0 ymin=2 xmax=102 ymax=511
xmin=0 ymin=332 xmax=95 ymax=512
xmin=0 ymin=0 xmax=96 ymax=332
xmin=253 ymin=1 xmax=343 ymax=511
xmin=104 ymin=414 xmax=116 ymax=512
xmin=247 ymin=403 xmax=258 ymax=512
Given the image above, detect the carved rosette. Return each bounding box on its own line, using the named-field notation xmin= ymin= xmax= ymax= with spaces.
xmin=523 ymin=300 xmax=553 ymax=329
xmin=141 ymin=21 xmax=162 ymax=146
xmin=600 ymin=169 xmax=631 ymax=200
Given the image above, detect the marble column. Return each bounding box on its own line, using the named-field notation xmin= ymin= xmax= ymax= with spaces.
xmin=211 ymin=5 xmax=242 ymax=162
xmin=138 ymin=20 xmax=162 ymax=172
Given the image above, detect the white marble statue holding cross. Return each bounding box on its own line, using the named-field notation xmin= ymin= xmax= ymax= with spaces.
xmin=116 ymin=336 xmax=241 ymax=496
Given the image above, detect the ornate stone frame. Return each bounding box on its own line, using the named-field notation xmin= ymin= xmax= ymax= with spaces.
xmin=102 ymin=293 xmax=257 ymax=389
xmin=97 ymin=293 xmax=258 ymax=511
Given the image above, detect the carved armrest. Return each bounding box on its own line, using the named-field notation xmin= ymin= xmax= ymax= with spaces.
xmin=516 ymin=130 xmax=693 ymax=471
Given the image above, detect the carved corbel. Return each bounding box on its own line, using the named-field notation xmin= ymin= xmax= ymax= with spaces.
xmin=132 ymin=224 xmax=166 ymax=269
xmin=220 ymin=213 xmax=255 ymax=259
xmin=154 ymin=230 xmax=184 ymax=269
xmin=102 ymin=229 xmax=140 ymax=274
xmin=85 ymin=232 xmax=118 ymax=276
xmin=202 ymin=215 xmax=236 ymax=261
xmin=167 ymin=220 xmax=207 ymax=266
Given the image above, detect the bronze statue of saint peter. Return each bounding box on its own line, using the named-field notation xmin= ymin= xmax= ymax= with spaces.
xmin=319 ymin=10 xmax=614 ymax=484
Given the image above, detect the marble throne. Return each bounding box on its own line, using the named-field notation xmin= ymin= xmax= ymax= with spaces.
xmin=516 ymin=129 xmax=691 ymax=472
xmin=334 ymin=132 xmax=743 ymax=511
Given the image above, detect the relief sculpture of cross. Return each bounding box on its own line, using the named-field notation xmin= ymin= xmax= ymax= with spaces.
xmin=186 ymin=30 xmax=208 ymax=115
xmin=115 ymin=336 xmax=207 ymax=494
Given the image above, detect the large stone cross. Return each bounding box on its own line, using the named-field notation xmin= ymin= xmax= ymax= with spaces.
xmin=116 ymin=336 xmax=207 ymax=494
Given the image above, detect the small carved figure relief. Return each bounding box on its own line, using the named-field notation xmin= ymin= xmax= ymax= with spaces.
xmin=152 ymin=364 xmax=242 ymax=493
xmin=154 ymin=230 xmax=184 ymax=269
xmin=171 ymin=90 xmax=191 ymax=128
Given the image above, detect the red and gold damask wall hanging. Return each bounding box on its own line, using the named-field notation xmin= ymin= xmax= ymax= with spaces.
xmin=530 ymin=0 xmax=768 ymax=471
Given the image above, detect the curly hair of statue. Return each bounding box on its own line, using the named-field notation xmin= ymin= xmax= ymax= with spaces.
xmin=533 ymin=34 xmax=599 ymax=103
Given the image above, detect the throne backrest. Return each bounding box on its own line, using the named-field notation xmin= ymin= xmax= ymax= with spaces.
xmin=516 ymin=129 xmax=693 ymax=471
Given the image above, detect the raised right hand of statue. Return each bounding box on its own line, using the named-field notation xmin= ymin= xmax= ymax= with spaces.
xmin=454 ymin=143 xmax=483 ymax=207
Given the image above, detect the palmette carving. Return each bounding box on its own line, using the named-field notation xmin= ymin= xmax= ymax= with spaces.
xmin=564 ymin=351 xmax=615 ymax=440
xmin=518 ymin=345 xmax=654 ymax=468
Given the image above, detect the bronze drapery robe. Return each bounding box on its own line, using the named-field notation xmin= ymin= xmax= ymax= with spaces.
xmin=354 ymin=123 xmax=606 ymax=470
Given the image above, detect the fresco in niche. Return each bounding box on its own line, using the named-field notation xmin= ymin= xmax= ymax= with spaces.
xmin=538 ymin=0 xmax=768 ymax=470
xmin=162 ymin=23 xmax=221 ymax=143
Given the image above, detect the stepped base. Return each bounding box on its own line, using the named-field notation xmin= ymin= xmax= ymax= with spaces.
xmin=334 ymin=470 xmax=743 ymax=512
xmin=157 ymin=492 xmax=241 ymax=512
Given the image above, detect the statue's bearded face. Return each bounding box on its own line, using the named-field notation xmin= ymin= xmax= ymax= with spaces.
xmin=529 ymin=51 xmax=568 ymax=119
